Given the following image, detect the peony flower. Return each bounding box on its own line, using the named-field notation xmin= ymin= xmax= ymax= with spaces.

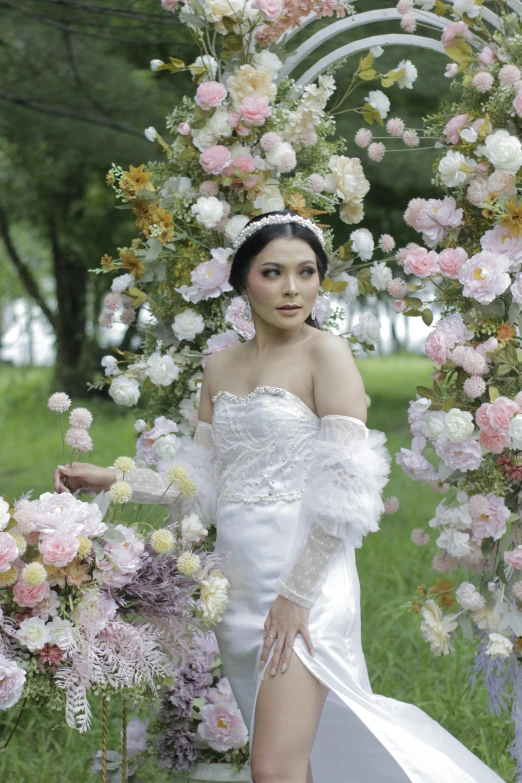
xmin=505 ymin=545 xmax=522 ymax=569
xmin=109 ymin=376 xmax=140 ymax=407
xmin=370 ymin=261 xmax=392 ymax=291
xmin=441 ymin=20 xmax=469 ymax=47
xmin=444 ymin=114 xmax=468 ymax=145
xmin=438 ymin=248 xmax=467 ymax=280
xmin=456 ymin=582 xmax=486 ymax=611
xmin=13 ymin=578 xmax=50 ymax=608
xmin=0 ymin=654 xmax=26 ymax=709
xmin=96 ymin=525 xmax=144 ymax=587
xmin=17 ymin=616 xmax=51 ymax=651
xmin=396 ymin=436 xmax=438 ymax=484
xmin=438 ymin=150 xmax=474 ymax=188
xmin=352 ymin=313 xmax=380 ymax=345
xmin=420 ymin=600 xmax=458 ymax=656
xmin=476 ymin=396 xmax=518 ymax=435
xmin=39 ymin=532 xmax=79 ymax=567
xmin=0 ymin=532 xmax=18 ymax=572
xmin=146 ymin=352 xmax=180 ymax=386
xmin=513 ymin=90 xmax=522 ymax=119
xmin=403 ymin=247 xmax=440 ymax=277
xmin=350 ymin=229 xmax=374 ymax=261
xmin=240 ymin=95 xmax=272 ymax=126
xmin=424 ymin=330 xmax=450 ymax=365
xmin=478 ymin=46 xmax=495 ymax=66
xmin=364 ymin=90 xmax=390 ymax=119
xmin=195 ymin=81 xmax=227 ymax=110
xmin=172 ymin=308 xmax=205 ymax=342
xmin=434 ymin=434 xmax=482 ymax=472
xmin=471 ymin=494 xmax=509 ymax=540
xmin=421 ymin=411 xmax=445 ymax=441
xmin=199 ymin=569 xmax=229 ymax=624
xmin=197 ymin=702 xmax=248 ymax=751
xmin=483 ymin=130 xmax=522 ymax=174
xmin=443 ymin=408 xmax=474 ymax=442
xmin=486 ymin=632 xmax=513 ymax=658
xmin=458 ymin=252 xmax=511 ymax=304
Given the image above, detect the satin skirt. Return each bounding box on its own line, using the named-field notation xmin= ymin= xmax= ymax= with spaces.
xmin=213 ymin=497 xmax=504 ymax=783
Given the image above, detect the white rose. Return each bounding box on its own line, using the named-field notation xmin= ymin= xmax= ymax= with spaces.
xmin=146 ymin=352 xmax=180 ymax=387
xmin=370 ymin=261 xmax=392 ymax=291
xmin=352 ymin=312 xmax=381 ymax=345
xmin=443 ymin=408 xmax=474 ymax=442
xmin=172 ymin=308 xmax=205 ymax=341
xmin=225 ymin=214 xmax=250 ymax=241
xmin=510 ymin=414 xmax=522 ymax=450
xmin=192 ymin=127 xmax=219 ymax=152
xmin=486 ymin=632 xmax=513 ymax=658
xmin=324 ymin=155 xmax=370 ymax=204
xmin=199 ymin=569 xmax=230 ymax=624
xmin=191 ymin=196 xmax=225 ymax=229
xmin=339 ymin=201 xmax=364 ymax=225
xmin=460 ymin=127 xmax=478 ymax=144
xmin=0 ymin=498 xmax=10 ymax=532
xmin=101 ymin=356 xmax=119 ymax=376
xmin=189 ymin=55 xmax=218 ymax=80
xmin=350 ymin=229 xmax=374 ymax=261
xmin=180 ymin=512 xmax=208 ymax=544
xmin=436 ymin=527 xmax=471 ymax=558
xmin=111 ymin=273 xmax=135 ymax=294
xmin=207 ymin=109 xmax=234 ymax=139
xmin=338 ymin=273 xmax=359 ymax=304
xmin=253 ymin=186 xmax=285 ymax=213
xmin=453 ymin=0 xmax=482 ymax=18
xmin=253 ymin=50 xmax=283 ymax=74
xmin=364 ymin=90 xmax=390 ymax=119
xmin=109 ymin=376 xmax=140 ymax=407
xmin=421 ymin=411 xmax=445 ymax=440
xmin=472 ymin=606 xmax=502 ymax=632
xmin=144 ymin=126 xmax=157 ymax=142
xmin=134 ymin=419 xmax=147 ymax=433
xmin=150 ymin=59 xmax=164 ymax=71
xmin=455 ymin=582 xmax=486 ymax=611
xmin=438 ymin=150 xmax=475 ymax=187
xmin=154 ymin=434 xmax=182 ymax=460
xmin=483 ymin=130 xmax=522 ymax=174
xmin=16 ymin=617 xmax=51 ymax=652
xmin=48 ymin=617 xmax=73 ymax=650
xmin=395 ymin=59 xmax=418 ymax=89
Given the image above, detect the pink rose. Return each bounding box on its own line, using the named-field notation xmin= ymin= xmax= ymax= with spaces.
xmin=479 ymin=429 xmax=510 ymax=454
xmin=224 ymin=154 xmax=256 ymax=177
xmin=441 ymin=21 xmax=469 ymax=48
xmin=244 ymin=174 xmax=258 ymax=188
xmin=438 ymin=247 xmax=468 ymax=279
xmin=200 ymin=145 xmax=232 ymax=174
xmin=444 ymin=114 xmax=468 ymax=145
xmin=403 ymin=247 xmax=440 ymax=277
xmin=513 ymin=89 xmax=522 ymax=119
xmin=195 ymin=81 xmax=227 ymax=111
xmin=236 ymin=125 xmax=250 ymax=137
xmin=458 ymin=252 xmax=511 ymax=305
xmin=252 ymin=0 xmax=282 ymax=20
xmin=13 ymin=579 xmax=51 ymax=608
xmin=0 ymin=654 xmax=26 ymax=710
xmin=177 ymin=122 xmax=191 ymax=136
xmin=197 ymin=702 xmax=248 ymax=751
xmin=39 ymin=532 xmax=79 ymax=567
xmin=505 ymin=545 xmax=522 ymax=569
xmin=227 ymin=111 xmax=240 ymax=128
xmin=240 ymin=96 xmax=272 ymax=127
xmin=477 ymin=397 xmax=518 ymax=436
xmin=434 ymin=434 xmax=482 ymax=472
xmin=425 ymin=330 xmax=451 ymax=365
xmin=478 ymin=46 xmax=495 ymax=66
xmin=471 ymin=495 xmax=509 ymax=540
xmin=393 ymin=299 xmax=407 ymax=313
xmin=0 ymin=532 xmax=18 ymax=573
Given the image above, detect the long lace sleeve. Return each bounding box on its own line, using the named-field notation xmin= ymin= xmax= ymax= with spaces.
xmin=110 ymin=421 xmax=220 ymax=526
xmin=274 ymin=415 xmax=391 ymax=608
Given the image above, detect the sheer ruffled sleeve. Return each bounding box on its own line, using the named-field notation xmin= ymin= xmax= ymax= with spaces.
xmin=109 ymin=421 xmax=220 ymax=527
xmin=274 ymin=415 xmax=391 ymax=608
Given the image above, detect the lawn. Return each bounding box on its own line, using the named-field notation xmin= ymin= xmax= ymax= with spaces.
xmin=0 ymin=357 xmax=515 ymax=782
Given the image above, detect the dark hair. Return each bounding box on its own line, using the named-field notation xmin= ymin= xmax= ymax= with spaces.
xmin=228 ymin=210 xmax=328 ymax=329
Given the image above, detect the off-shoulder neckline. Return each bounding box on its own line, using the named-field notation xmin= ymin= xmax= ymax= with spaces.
xmin=210 ymin=385 xmax=366 ymax=428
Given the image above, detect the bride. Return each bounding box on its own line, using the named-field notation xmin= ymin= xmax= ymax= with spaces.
xmin=54 ymin=210 xmax=504 ymax=783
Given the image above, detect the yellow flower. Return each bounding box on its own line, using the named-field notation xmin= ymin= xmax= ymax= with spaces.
xmin=429 ymin=578 xmax=456 ymax=609
xmin=106 ymin=170 xmax=115 ymax=186
xmin=119 ymin=164 xmax=155 ymax=199
xmin=500 ymin=199 xmax=522 ymax=238
xmin=119 ymin=248 xmax=145 ymax=279
xmin=167 ymin=465 xmax=196 ymax=498
xmin=76 ymin=536 xmax=92 ymax=560
xmin=0 ymin=566 xmax=18 ymax=587
xmin=150 ymin=529 xmax=175 ymax=554
xmin=21 ymin=562 xmax=47 ymax=586
xmin=10 ymin=531 xmax=27 ymax=557
xmin=100 ymin=254 xmax=115 ymax=270
xmin=109 ymin=480 xmax=133 ymax=504
xmin=496 ymin=321 xmax=516 ymax=344
xmin=177 ymin=551 xmax=201 ymax=578
xmin=113 ymin=456 xmax=136 ymax=475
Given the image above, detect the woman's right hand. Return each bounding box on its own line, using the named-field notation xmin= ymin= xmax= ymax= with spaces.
xmin=53 ymin=462 xmax=117 ymax=494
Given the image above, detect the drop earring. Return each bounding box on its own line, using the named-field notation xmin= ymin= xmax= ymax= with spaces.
xmin=242 ymin=294 xmax=252 ymax=320
xmin=311 ymin=303 xmax=316 ymax=320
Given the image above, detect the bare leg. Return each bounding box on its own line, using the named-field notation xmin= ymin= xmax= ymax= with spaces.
xmin=251 ymin=651 xmax=328 ymax=783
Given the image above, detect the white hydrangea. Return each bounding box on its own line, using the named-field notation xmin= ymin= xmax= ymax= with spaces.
xmin=146 ymin=352 xmax=180 ymax=387
xmin=436 ymin=527 xmax=471 ymax=558
xmin=370 ymin=261 xmax=392 ymax=291
xmin=350 ymin=229 xmax=374 ymax=261
xmin=207 ymin=109 xmax=234 ymax=139
xmin=438 ymin=151 xmax=475 ymax=187
xmin=109 ymin=376 xmax=140 ymax=407
xmin=172 ymin=309 xmax=205 ymax=341
xmin=352 ymin=313 xmax=381 ymax=345
xmin=160 ymin=176 xmax=196 ymax=207
xmin=472 ymin=606 xmax=502 ymax=632
xmin=455 ymin=581 xmax=486 ymax=611
xmin=154 ymin=434 xmax=182 ymax=461
xmin=144 ymin=126 xmax=157 ymax=142
xmin=443 ymin=408 xmax=474 ymax=442
xmin=253 ymin=186 xmax=285 ymax=213
xmin=395 ymin=59 xmax=418 ymax=89
xmin=364 ymin=90 xmax=390 ymax=119
xmin=101 ymin=355 xmax=119 ymax=376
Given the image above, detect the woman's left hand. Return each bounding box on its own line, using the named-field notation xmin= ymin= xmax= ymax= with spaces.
xmin=260 ymin=594 xmax=314 ymax=676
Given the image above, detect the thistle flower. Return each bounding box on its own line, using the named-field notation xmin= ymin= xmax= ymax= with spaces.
xmin=355 ymin=128 xmax=372 ymax=148
xmin=386 ymin=117 xmax=405 ymax=137
xmin=432 ymin=551 xmax=458 ymax=573
xmin=150 ymin=529 xmax=175 ymax=554
xmin=77 ymin=535 xmax=92 ymax=559
xmin=387 ymin=278 xmax=407 ymax=299
xmin=463 ymin=376 xmax=486 ymax=400
xmin=177 ymin=552 xmax=201 ymax=578
xmin=121 ymin=307 xmax=136 ymax=325
xmin=0 ymin=566 xmax=18 ymax=587
xmin=403 ymin=129 xmax=419 ymax=147
xmin=21 ymin=562 xmax=47 ymax=587
xmin=65 ymin=428 xmax=93 ymax=453
xmin=411 ymin=528 xmax=430 ymax=546
xmin=113 ymin=456 xmax=136 ymax=475
xmin=307 ymin=173 xmax=325 ymax=193
xmin=47 ymin=392 xmax=71 ymax=413
xmin=384 ymin=497 xmax=400 ymax=514
xmin=167 ymin=466 xmax=196 ymax=498
xmin=10 ymin=531 xmax=27 ymax=557
xmin=368 ymin=142 xmax=386 ymax=162
xmin=472 ymin=72 xmax=494 ymax=93
xmin=379 ymin=234 xmax=396 ymax=253
xmin=109 ymin=481 xmax=133 ymax=504
xmin=513 ymin=581 xmax=522 ymax=601
xmin=69 ymin=407 xmax=93 ymax=430
xmin=98 ymin=310 xmax=114 ymax=328
xmin=104 ymin=292 xmax=123 ymax=312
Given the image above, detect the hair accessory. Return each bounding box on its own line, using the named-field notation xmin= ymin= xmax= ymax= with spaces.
xmin=232 ymin=213 xmax=326 ymax=254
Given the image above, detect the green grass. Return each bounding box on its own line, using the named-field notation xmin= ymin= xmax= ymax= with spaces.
xmin=0 ymin=358 xmax=515 ymax=782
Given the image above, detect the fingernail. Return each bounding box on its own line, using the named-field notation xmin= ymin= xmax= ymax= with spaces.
xmin=270 ymin=668 xmax=276 ymax=676
xmin=258 ymin=661 xmax=264 ymax=669
xmin=58 ymin=465 xmax=66 ymax=469
xmin=281 ymin=663 xmax=287 ymax=673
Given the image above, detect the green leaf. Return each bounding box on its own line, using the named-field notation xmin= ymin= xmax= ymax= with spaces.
xmin=489 ymin=386 xmax=500 ymax=402
xmin=421 ymin=308 xmax=434 ymax=326
xmin=459 ymin=614 xmax=473 ymax=641
xmin=509 ymin=303 xmax=520 ymax=325
xmin=416 ymin=385 xmax=440 ymax=400
xmin=102 ymin=527 xmax=126 ymax=543
xmin=358 ymin=52 xmax=374 ymax=71
xmin=404 ymin=297 xmax=422 ymax=308
xmin=403 ymin=308 xmax=422 ymax=317
xmin=442 ymin=397 xmax=455 ymax=412
xmin=359 ymin=69 xmax=377 ymax=81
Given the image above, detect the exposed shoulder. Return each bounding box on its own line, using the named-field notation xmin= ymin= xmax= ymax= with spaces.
xmin=203 ymin=343 xmax=243 ymax=394
xmin=309 ymin=331 xmax=367 ymax=422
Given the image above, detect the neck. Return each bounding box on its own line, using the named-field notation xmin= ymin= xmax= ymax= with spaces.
xmin=247 ymin=315 xmax=309 ymax=356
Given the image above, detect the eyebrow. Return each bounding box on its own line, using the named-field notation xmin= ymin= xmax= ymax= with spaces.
xmin=260 ymin=260 xmax=316 ymax=267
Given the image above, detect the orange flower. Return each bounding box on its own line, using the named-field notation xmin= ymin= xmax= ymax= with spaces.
xmin=133 ymin=199 xmax=152 ymax=230
xmin=500 ymin=199 xmax=522 ymax=238
xmin=496 ymin=321 xmax=516 ymax=344
xmin=428 ymin=578 xmax=456 ymax=609
xmin=119 ymin=164 xmax=155 ymax=200
xmin=106 ymin=170 xmax=115 ymax=186
xmin=119 ymin=248 xmax=145 ymax=279
xmin=100 ymin=254 xmax=115 ymax=269
xmin=416 ymin=584 xmax=427 ymax=598
xmin=411 ymin=601 xmax=421 ymax=614
xmin=481 ymin=197 xmax=497 ymax=220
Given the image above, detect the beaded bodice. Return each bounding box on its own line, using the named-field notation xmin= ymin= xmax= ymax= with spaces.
xmin=211 ymin=386 xmax=321 ymax=505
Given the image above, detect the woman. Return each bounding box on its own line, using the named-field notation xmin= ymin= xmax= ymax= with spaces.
xmin=54 ymin=211 xmax=503 ymax=783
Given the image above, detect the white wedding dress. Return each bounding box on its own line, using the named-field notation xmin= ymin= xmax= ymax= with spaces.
xmin=118 ymin=385 xmax=504 ymax=783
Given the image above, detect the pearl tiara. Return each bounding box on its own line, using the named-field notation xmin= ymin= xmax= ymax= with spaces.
xmin=231 ymin=213 xmax=326 ymax=254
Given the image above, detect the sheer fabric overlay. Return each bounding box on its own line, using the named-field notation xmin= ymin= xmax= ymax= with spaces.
xmin=275 ymin=414 xmax=391 ymax=608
